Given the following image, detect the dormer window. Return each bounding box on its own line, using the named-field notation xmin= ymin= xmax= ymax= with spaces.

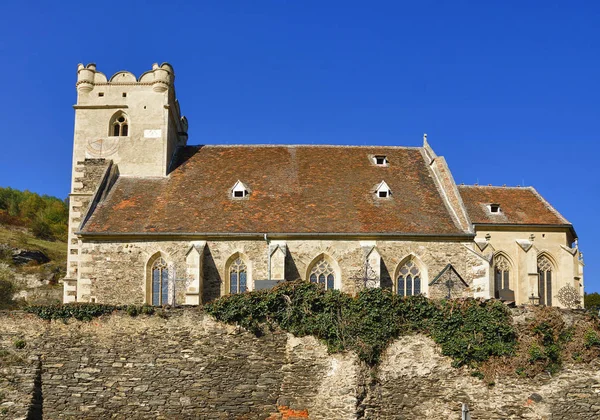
xmin=375 ymin=181 xmax=392 ymax=198
xmin=488 ymin=203 xmax=501 ymax=213
xmin=231 ymin=180 xmax=250 ymax=199
xmin=373 ymin=155 xmax=388 ymax=166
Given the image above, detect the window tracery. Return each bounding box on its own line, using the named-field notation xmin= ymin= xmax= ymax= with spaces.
xmin=229 ymin=258 xmax=248 ymax=294
xmin=309 ymin=259 xmax=335 ymax=290
xmin=151 ymin=257 xmax=169 ymax=306
xmin=538 ymin=255 xmax=553 ymax=306
xmin=397 ymin=259 xmax=421 ymax=297
xmin=493 ymin=254 xmax=511 ymax=298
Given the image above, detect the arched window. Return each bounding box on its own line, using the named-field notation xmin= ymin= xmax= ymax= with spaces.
xmin=229 ymin=258 xmax=248 ymax=294
xmin=396 ymin=259 xmax=421 ymax=297
xmin=309 ymin=259 xmax=335 ymax=290
xmin=110 ymin=113 xmax=129 ymax=137
xmin=493 ymin=254 xmax=511 ymax=298
xmin=538 ymin=256 xmax=554 ymax=306
xmin=151 ymin=257 xmax=169 ymax=306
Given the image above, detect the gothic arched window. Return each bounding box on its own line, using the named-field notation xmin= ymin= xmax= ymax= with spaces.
xmin=151 ymin=257 xmax=169 ymax=306
xmin=538 ymin=256 xmax=554 ymax=306
xmin=309 ymin=259 xmax=335 ymax=290
xmin=397 ymin=260 xmax=421 ymax=297
xmin=110 ymin=113 xmax=129 ymax=137
xmin=229 ymin=258 xmax=248 ymax=294
xmin=494 ymin=254 xmax=511 ymax=298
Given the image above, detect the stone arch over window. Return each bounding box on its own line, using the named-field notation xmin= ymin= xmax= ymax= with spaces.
xmin=146 ymin=252 xmax=170 ymax=306
xmin=493 ymin=252 xmax=513 ymax=299
xmin=538 ymin=253 xmax=555 ymax=306
xmin=305 ymin=253 xmax=341 ymax=290
xmin=109 ymin=111 xmax=129 ymax=137
xmin=394 ymin=255 xmax=427 ymax=297
xmin=224 ymin=253 xmax=252 ymax=295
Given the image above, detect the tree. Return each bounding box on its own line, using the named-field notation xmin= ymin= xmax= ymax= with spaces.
xmin=584 ymin=292 xmax=600 ymax=311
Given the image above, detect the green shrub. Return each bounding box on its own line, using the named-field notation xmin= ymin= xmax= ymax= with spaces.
xmin=528 ymin=345 xmax=545 ymax=363
xmin=13 ymin=339 xmax=26 ymax=349
xmin=26 ymin=303 xmax=164 ymax=321
xmin=584 ymin=330 xmax=600 ymax=348
xmin=26 ymin=303 xmax=118 ymax=321
xmin=529 ymin=320 xmax=563 ymax=373
xmin=126 ymin=305 xmax=139 ymax=317
xmin=206 ymin=280 xmax=517 ymax=366
xmin=141 ymin=305 xmax=155 ymax=315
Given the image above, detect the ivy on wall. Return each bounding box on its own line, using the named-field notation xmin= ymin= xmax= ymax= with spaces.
xmin=206 ymin=281 xmax=517 ymax=366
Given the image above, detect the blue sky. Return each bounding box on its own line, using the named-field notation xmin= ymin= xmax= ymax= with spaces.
xmin=0 ymin=1 xmax=598 ymax=291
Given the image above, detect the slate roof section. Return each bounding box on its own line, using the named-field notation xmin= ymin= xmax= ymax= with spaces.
xmin=82 ymin=145 xmax=467 ymax=235
xmin=457 ymin=185 xmax=570 ymax=226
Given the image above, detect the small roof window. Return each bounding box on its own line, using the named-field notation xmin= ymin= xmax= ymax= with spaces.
xmin=375 ymin=181 xmax=392 ymax=198
xmin=231 ymin=180 xmax=250 ymax=199
xmin=373 ymin=155 xmax=388 ymax=166
xmin=487 ymin=203 xmax=501 ymax=213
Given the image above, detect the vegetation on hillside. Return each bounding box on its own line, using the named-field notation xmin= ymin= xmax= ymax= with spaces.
xmin=0 ymin=187 xmax=69 ymax=308
xmin=0 ymin=187 xmax=68 ymax=242
xmin=585 ymin=292 xmax=600 ymax=312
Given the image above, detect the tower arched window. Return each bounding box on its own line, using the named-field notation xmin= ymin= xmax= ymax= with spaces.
xmin=151 ymin=257 xmax=169 ymax=306
xmin=309 ymin=259 xmax=335 ymax=290
xmin=493 ymin=254 xmax=511 ymax=298
xmin=538 ymin=256 xmax=554 ymax=306
xmin=396 ymin=259 xmax=421 ymax=297
xmin=229 ymin=258 xmax=248 ymax=294
xmin=110 ymin=113 xmax=129 ymax=137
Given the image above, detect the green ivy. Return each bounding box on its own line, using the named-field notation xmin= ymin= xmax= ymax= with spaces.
xmin=206 ymin=281 xmax=517 ymax=366
xmin=26 ymin=303 xmax=156 ymax=321
xmin=584 ymin=330 xmax=600 ymax=348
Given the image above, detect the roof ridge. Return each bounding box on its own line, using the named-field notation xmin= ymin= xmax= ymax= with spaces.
xmin=457 ymin=184 xmax=530 ymax=189
xmin=191 ymin=144 xmax=423 ymax=149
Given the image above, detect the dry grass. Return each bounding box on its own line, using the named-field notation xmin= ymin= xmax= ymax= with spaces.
xmin=481 ymin=306 xmax=600 ymax=383
xmin=0 ymin=225 xmax=67 ymax=263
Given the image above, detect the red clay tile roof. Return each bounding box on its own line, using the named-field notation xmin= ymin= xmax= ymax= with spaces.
xmin=458 ymin=185 xmax=570 ymax=226
xmin=82 ymin=145 xmax=468 ymax=235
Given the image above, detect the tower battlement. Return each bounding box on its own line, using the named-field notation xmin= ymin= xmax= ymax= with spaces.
xmin=76 ymin=62 xmax=174 ymax=93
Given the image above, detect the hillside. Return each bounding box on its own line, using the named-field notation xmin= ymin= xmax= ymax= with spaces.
xmin=0 ymin=187 xmax=68 ymax=308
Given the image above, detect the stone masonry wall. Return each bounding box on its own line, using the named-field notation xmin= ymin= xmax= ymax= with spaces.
xmin=1 ymin=310 xmax=600 ymax=419
xmin=365 ymin=336 xmax=600 ymax=419
xmin=78 ymin=238 xmax=489 ymax=304
xmin=65 ymin=159 xmax=112 ymax=303
xmin=0 ymin=310 xmax=360 ymax=420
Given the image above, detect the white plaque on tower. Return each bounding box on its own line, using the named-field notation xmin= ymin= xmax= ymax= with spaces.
xmin=144 ymin=129 xmax=162 ymax=138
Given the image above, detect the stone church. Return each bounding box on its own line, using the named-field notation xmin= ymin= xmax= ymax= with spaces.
xmin=64 ymin=63 xmax=584 ymax=308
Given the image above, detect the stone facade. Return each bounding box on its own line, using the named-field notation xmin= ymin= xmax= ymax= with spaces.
xmin=77 ymin=238 xmax=490 ymax=305
xmin=473 ymin=228 xmax=585 ymax=307
xmin=1 ymin=310 xmax=600 ymax=419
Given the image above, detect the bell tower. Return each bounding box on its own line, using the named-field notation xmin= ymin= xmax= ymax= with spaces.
xmin=72 ymin=62 xmax=188 ymax=178
xmin=64 ymin=63 xmax=188 ymax=302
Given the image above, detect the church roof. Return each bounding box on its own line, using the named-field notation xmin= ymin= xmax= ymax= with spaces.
xmin=81 ymin=145 xmax=468 ymax=236
xmin=458 ymin=185 xmax=571 ymax=226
